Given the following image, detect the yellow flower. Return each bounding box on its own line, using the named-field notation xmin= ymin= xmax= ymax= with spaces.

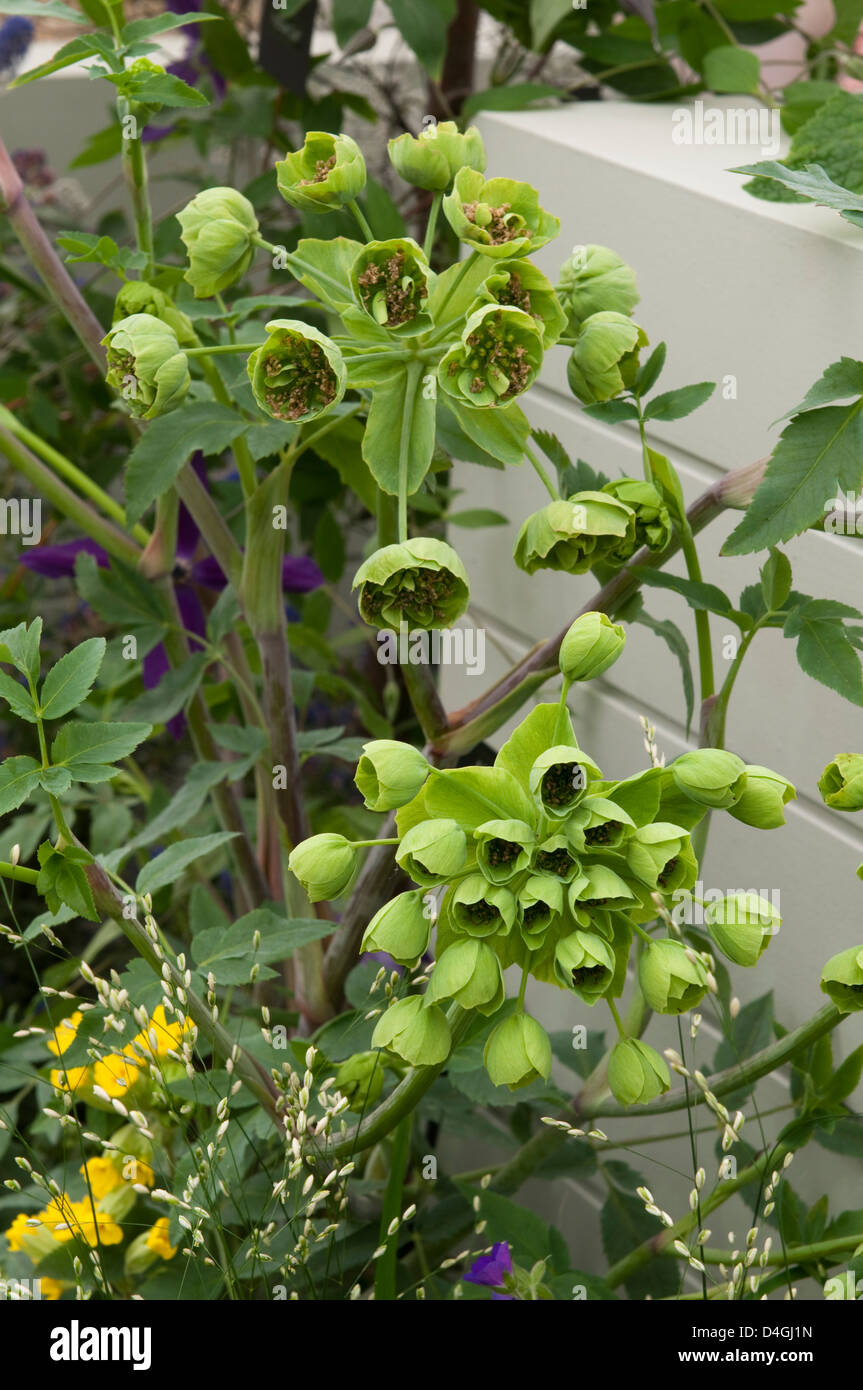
xmin=123 ymin=1157 xmax=155 ymax=1188
xmin=4 ymin=1209 xmax=36 ymax=1251
xmin=91 ymin=1052 xmax=140 ymax=1098
xmin=40 ymin=1277 xmax=64 ymax=1300
xmin=50 ymin=1064 xmax=91 ymax=1095
xmin=80 ymin=1157 xmax=123 ymax=1201
xmin=38 ymin=1196 xmax=79 ymax=1244
xmin=129 ymin=1004 xmax=188 ymax=1063
xmin=67 ymin=1199 xmax=123 ymax=1247
xmin=46 ymin=1010 xmax=82 ymax=1057
xmin=145 ymin=1216 xmax=177 ymax=1261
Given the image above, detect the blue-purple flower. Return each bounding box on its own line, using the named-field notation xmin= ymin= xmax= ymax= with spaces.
xmin=0 ymin=16 xmax=34 ymax=83
xmin=464 ymin=1241 xmax=515 ymax=1298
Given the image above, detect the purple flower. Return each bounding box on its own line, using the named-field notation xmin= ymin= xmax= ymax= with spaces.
xmin=0 ymin=17 xmax=34 ymax=80
xmin=18 ymin=536 xmax=107 ymax=579
xmin=464 ymin=1241 xmax=514 ymax=1297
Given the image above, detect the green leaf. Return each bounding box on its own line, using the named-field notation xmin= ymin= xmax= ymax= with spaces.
xmin=447 ymin=399 xmax=529 ymax=468
xmin=39 ymin=637 xmax=105 ymax=720
xmin=332 ymin=0 xmax=374 ymax=46
xmin=57 ymin=230 xmax=148 ymax=276
xmin=136 ymin=832 xmax=239 ymax=897
xmin=633 ymin=568 xmax=746 ymax=624
xmin=38 ymin=766 xmax=72 ymax=795
xmin=75 ymin=552 xmax=170 ymax=629
xmin=191 ymin=909 xmax=332 ymax=985
xmin=461 ymin=81 xmax=564 ymax=121
xmin=636 ymin=342 xmax=666 ymax=396
xmin=435 ymin=402 xmax=503 ymax=472
xmin=0 ymin=757 xmax=41 ymax=815
xmin=10 ymin=36 xmax=101 ymax=88
xmin=529 ymin=0 xmax=572 ymax=49
xmin=643 ymin=381 xmax=715 ymax=421
xmin=0 ymin=669 xmax=38 ymax=723
xmin=289 ymin=237 xmax=362 ymax=314
xmin=703 ymin=45 xmax=760 ymax=93
xmin=784 ymin=603 xmax=863 ymax=705
xmin=581 ymin=398 xmax=640 ymax=425
xmin=0 ymin=1 xmax=84 ymax=20
xmin=723 ymin=401 xmax=863 ymax=554
xmin=122 ymin=763 xmax=230 ymax=858
xmin=494 ymin=702 xmax=577 ymax=794
xmin=776 ymin=357 xmax=863 ymax=421
xmin=823 ymin=1045 xmax=863 ymax=1105
xmin=69 ymin=123 xmax=124 ymax=170
xmin=107 ymin=69 xmax=209 ymax=109
xmin=120 ymin=12 xmax=219 ymax=44
xmin=446 ymin=508 xmax=508 ymax=528
xmin=387 ymin=0 xmax=456 ymax=80
xmin=645 ymin=447 xmax=685 ymax=522
xmin=425 ymin=765 xmax=536 ymax=831
xmin=125 ymin=403 xmax=248 ymax=525
xmin=50 ymin=721 xmax=152 ymax=781
xmin=0 ymin=618 xmax=41 ymax=682
xmin=124 ymin=652 xmax=209 ymax=724
xmin=361 ymin=366 xmax=436 ymax=496
xmin=714 ymin=993 xmax=774 ymax=1102
xmin=36 ymin=842 xmax=98 ymax=922
xmin=760 ymin=548 xmax=792 ymax=611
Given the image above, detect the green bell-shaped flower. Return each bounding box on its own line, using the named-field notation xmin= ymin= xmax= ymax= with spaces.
xmin=474 ymin=819 xmax=534 ymax=885
xmin=352 ymin=538 xmax=470 ymax=631
xmin=529 ymin=744 xmax=601 ymax=818
xmin=443 ymin=168 xmax=560 ymax=258
xmin=818 ymin=755 xmax=863 ymax=812
xmin=176 ymin=186 xmax=259 ymax=298
xmin=396 ymin=819 xmax=467 ymax=886
xmin=351 ymin=238 xmax=434 ymax=335
xmin=450 ymin=873 xmax=518 ymax=938
xmin=559 ymin=612 xmax=627 ymax=683
xmin=568 ymin=795 xmax=636 ymax=852
xmin=532 ymin=832 xmax=582 ymax=883
xmin=388 ymin=120 xmax=486 ymax=191
xmin=112 ymin=280 xmax=196 ymax=347
xmin=728 ymin=764 xmax=796 ymax=828
xmin=438 ymin=304 xmax=544 ymax=409
xmin=484 ymin=1011 xmax=552 ymax=1090
xmin=607 ymin=1038 xmax=670 ymax=1106
xmin=276 ymin=131 xmax=366 ymax=214
xmin=601 ymin=478 xmax=672 ymax=564
xmin=371 ymin=995 xmax=451 ymax=1066
xmin=354 ymin=739 xmax=429 ymax=812
xmin=569 ymin=863 xmax=636 ymax=914
xmin=820 ymin=945 xmax=863 ymax=1013
xmin=425 ymin=938 xmax=505 ymax=1015
xmin=247 ymin=319 xmax=346 ymax=423
xmin=566 ymin=311 xmax=648 ymax=405
xmin=103 ymin=313 xmax=190 ymax=419
xmin=288 ymin=832 xmax=357 ymax=903
xmin=361 ymin=889 xmax=433 ymax=965
xmin=671 ymin=749 xmax=747 ymax=810
xmin=513 ymin=493 xmax=634 ymax=576
xmin=517 ymin=874 xmax=564 ymax=945
xmin=625 ymin=822 xmax=696 ymax=891
xmin=553 ymin=930 xmax=615 ymax=1004
xmin=638 ymin=938 xmax=709 ymax=1015
xmin=556 ymin=245 xmax=640 ymax=333
xmin=475 ymin=260 xmax=567 ymax=348
xmin=705 ymin=891 xmax=779 ymax=967
xmin=334 ymin=1051 xmax=385 ymax=1111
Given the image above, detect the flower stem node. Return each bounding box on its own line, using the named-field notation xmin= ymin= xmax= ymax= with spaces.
xmin=176 ymin=187 xmax=260 ymax=298
xmin=607 ymin=1038 xmax=671 ymax=1105
xmin=287 ymin=833 xmax=357 ymax=903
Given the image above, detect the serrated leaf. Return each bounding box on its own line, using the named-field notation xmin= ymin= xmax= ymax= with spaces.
xmin=0 ymin=618 xmax=41 ymax=682
xmin=75 ymin=552 xmax=170 ymax=628
xmin=123 ymin=652 xmax=209 ymax=724
xmin=125 ymin=404 xmax=249 ymax=525
xmin=704 ymin=45 xmax=760 ymax=93
xmin=785 ymin=606 xmax=863 ymax=705
xmin=136 ymin=832 xmax=238 ymax=896
xmin=643 ymin=381 xmax=715 ymax=421
xmin=38 ymin=767 xmax=72 ymax=795
xmin=633 ymin=568 xmax=745 ymax=624
xmin=0 ymin=757 xmax=41 ymax=815
xmin=723 ymin=400 xmax=863 ymax=554
xmin=636 ymin=341 xmax=666 ymax=395
xmin=581 ymin=398 xmax=640 ymax=425
xmin=191 ymin=909 xmax=331 ymax=985
xmin=760 ymin=548 xmax=792 ymax=610
xmin=0 ymin=669 xmax=38 ymax=722
xmin=39 ymin=638 xmax=105 ymax=720
xmin=50 ymin=721 xmax=152 ymax=779
xmin=776 ymin=357 xmax=863 ymax=421
xmin=10 ymin=35 xmax=97 ymax=88
xmin=107 ymin=69 xmax=209 ymax=109
xmin=0 ymin=1 xmax=84 ymax=21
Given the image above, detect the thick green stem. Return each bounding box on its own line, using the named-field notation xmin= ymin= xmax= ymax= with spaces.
xmin=422 ymin=192 xmax=442 ymax=261
xmin=119 ymin=101 xmax=154 ymax=278
xmin=375 ymin=1113 xmax=412 ymax=1300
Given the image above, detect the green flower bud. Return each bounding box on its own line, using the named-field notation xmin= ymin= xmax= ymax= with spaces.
xmin=450 ymin=873 xmax=518 ymax=938
xmin=474 ymin=819 xmax=534 ymax=885
xmin=705 ymin=891 xmax=779 ymax=966
xmin=553 ymin=930 xmax=615 ymax=1003
xmin=475 ymin=260 xmax=567 ymax=348
xmin=559 ymin=612 xmax=627 ymax=682
xmin=396 ymin=819 xmax=467 ymax=886
xmin=288 ymin=832 xmax=357 ymax=902
xmin=354 ymin=739 xmax=429 ymax=812
xmin=569 ymin=863 xmax=636 ymax=914
xmin=820 ymin=945 xmax=863 ymax=1013
xmin=443 ymin=168 xmax=560 ymax=259
xmin=566 ymin=311 xmax=649 ymax=405
xmin=818 ymin=755 xmax=863 ymax=812
xmin=438 ymin=304 xmax=544 ymax=409
xmin=112 ymin=280 xmax=196 ymax=348
xmin=351 ymin=238 xmax=434 ymax=335
xmin=513 ymin=493 xmax=633 ymax=576
xmin=601 ymin=478 xmax=672 ymax=564
xmin=727 ymin=764 xmax=796 ymax=828
xmin=334 ymin=1051 xmax=385 ymax=1111
xmin=103 ymin=313 xmax=190 ymax=420
xmin=361 ymin=889 xmax=433 ymax=964
xmin=568 ymin=795 xmax=635 ymax=851
xmin=352 ymin=538 xmax=470 ymax=631
xmin=671 ymin=749 xmax=747 ymax=810
xmin=638 ymin=938 xmax=709 ymax=1015
xmin=388 ymin=121 xmax=486 ymax=192
xmin=371 ymin=995 xmax=451 ymax=1066
xmin=247 ymin=319 xmax=346 ymax=423
xmin=532 ymin=832 xmax=582 ymax=883
xmin=176 ymin=186 xmax=259 ymax=298
xmin=425 ymin=938 xmax=505 ymax=1015
xmin=529 ymin=744 xmax=601 ymax=819
xmin=625 ymin=822 xmax=696 ymax=891
xmin=483 ymin=1011 xmax=552 ymax=1090
xmin=276 ymin=131 xmax=366 ymax=214
xmin=556 ymin=245 xmax=640 ymax=333
xmin=517 ymin=874 xmax=564 ymax=944
xmin=607 ymin=1038 xmax=670 ymax=1106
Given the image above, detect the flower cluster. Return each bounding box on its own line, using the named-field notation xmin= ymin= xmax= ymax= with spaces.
xmin=47 ymin=1005 xmax=193 ymax=1109
xmin=515 ymin=478 xmax=672 ymax=576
